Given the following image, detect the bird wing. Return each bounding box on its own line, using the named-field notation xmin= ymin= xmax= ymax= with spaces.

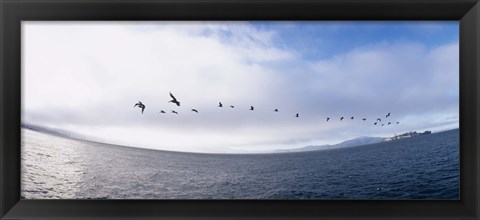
xmin=170 ymin=93 xmax=177 ymax=101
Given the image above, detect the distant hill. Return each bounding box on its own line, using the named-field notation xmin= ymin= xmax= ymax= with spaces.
xmin=276 ymin=136 xmax=384 ymax=153
xmin=21 ymin=123 xmax=86 ymax=140
xmin=22 ymin=123 xmax=67 ymax=137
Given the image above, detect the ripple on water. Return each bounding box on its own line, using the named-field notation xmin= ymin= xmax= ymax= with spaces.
xmin=21 ymin=128 xmax=459 ymax=199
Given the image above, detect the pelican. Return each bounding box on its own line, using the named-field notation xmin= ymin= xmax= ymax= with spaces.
xmin=134 ymin=101 xmax=145 ymax=114
xmin=374 ymin=122 xmax=378 ymax=125
xmin=381 ymin=124 xmax=385 ymax=126
xmin=250 ymin=106 xmax=254 ymax=111
xmin=192 ymin=109 xmax=198 ymax=113
xmin=386 ymin=112 xmax=391 ymax=118
xmin=377 ymin=118 xmax=382 ymax=122
xmin=230 ymin=105 xmax=234 ymax=108
xmin=327 ymin=117 xmax=330 ymax=122
xmin=350 ymin=116 xmax=354 ymax=120
xmin=169 ymin=93 xmax=180 ymax=106
xmin=396 ymin=122 xmax=400 ymax=124
xmin=171 ymin=110 xmax=178 ymax=114
xmin=340 ymin=117 xmax=344 ymax=121
xmin=159 ymin=110 xmax=166 ymax=114
xmin=362 ymin=118 xmax=366 ymax=121
xmin=295 ymin=113 xmax=299 ymax=117
xmin=274 ymin=109 xmax=279 ymax=112
xmin=388 ymin=122 xmax=391 ymax=125
xmin=218 ymin=102 xmax=223 ymax=107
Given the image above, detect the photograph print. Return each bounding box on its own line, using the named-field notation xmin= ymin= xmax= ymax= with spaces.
xmin=21 ymin=21 xmax=459 ymax=199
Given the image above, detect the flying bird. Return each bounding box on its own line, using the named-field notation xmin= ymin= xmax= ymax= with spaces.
xmin=274 ymin=109 xmax=279 ymax=112
xmin=340 ymin=117 xmax=344 ymax=121
xmin=134 ymin=101 xmax=145 ymax=114
xmin=250 ymin=106 xmax=254 ymax=111
xmin=351 ymin=116 xmax=354 ymax=120
xmin=218 ymin=102 xmax=223 ymax=107
xmin=171 ymin=110 xmax=178 ymax=114
xmin=362 ymin=118 xmax=367 ymax=121
xmin=374 ymin=122 xmax=378 ymax=125
xmin=377 ymin=118 xmax=382 ymax=122
xmin=381 ymin=124 xmax=385 ymax=126
xmin=169 ymin=93 xmax=180 ymax=106
xmin=159 ymin=110 xmax=166 ymax=113
xmin=295 ymin=113 xmax=299 ymax=117
xmin=192 ymin=109 xmax=198 ymax=113
xmin=327 ymin=117 xmax=330 ymax=122
xmin=386 ymin=112 xmax=391 ymax=118
xmin=388 ymin=122 xmax=391 ymax=125
xmin=230 ymin=105 xmax=235 ymax=108
xmin=396 ymin=122 xmax=400 ymax=124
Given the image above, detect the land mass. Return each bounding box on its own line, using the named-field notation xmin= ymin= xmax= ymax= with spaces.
xmin=275 ymin=136 xmax=384 ymax=153
xmin=22 ymin=122 xmax=436 ymax=154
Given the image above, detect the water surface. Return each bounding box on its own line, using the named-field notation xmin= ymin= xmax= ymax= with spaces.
xmin=21 ymin=128 xmax=459 ymax=199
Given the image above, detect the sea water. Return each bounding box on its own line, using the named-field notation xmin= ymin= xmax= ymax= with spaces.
xmin=21 ymin=128 xmax=459 ymax=199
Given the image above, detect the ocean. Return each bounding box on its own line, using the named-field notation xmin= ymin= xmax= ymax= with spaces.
xmin=21 ymin=128 xmax=459 ymax=199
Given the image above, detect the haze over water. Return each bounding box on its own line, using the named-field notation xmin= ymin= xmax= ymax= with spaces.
xmin=21 ymin=128 xmax=459 ymax=199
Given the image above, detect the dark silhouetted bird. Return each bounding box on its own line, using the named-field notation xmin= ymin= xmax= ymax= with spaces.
xmin=327 ymin=117 xmax=330 ymax=122
xmin=274 ymin=109 xmax=279 ymax=112
xmin=134 ymin=101 xmax=145 ymax=114
xmin=192 ymin=109 xmax=198 ymax=113
xmin=377 ymin=118 xmax=382 ymax=122
xmin=388 ymin=122 xmax=391 ymax=125
xmin=374 ymin=122 xmax=378 ymax=125
xmin=396 ymin=122 xmax=400 ymax=124
xmin=386 ymin=112 xmax=391 ymax=118
xmin=159 ymin=110 xmax=166 ymax=113
xmin=171 ymin=110 xmax=178 ymax=114
xmin=295 ymin=113 xmax=299 ymax=117
xmin=340 ymin=117 xmax=344 ymax=121
xmin=362 ymin=118 xmax=367 ymax=121
xmin=381 ymin=124 xmax=385 ymax=126
xmin=351 ymin=116 xmax=354 ymax=120
xmin=230 ymin=105 xmax=234 ymax=108
xmin=218 ymin=102 xmax=223 ymax=107
xmin=250 ymin=106 xmax=254 ymax=111
xmin=169 ymin=93 xmax=180 ymax=106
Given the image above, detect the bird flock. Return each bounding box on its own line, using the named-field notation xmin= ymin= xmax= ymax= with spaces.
xmin=134 ymin=92 xmax=401 ymax=126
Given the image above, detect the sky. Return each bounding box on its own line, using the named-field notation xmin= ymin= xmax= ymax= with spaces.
xmin=22 ymin=21 xmax=459 ymax=153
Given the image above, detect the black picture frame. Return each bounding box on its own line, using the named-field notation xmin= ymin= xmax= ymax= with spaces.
xmin=1 ymin=0 xmax=479 ymax=219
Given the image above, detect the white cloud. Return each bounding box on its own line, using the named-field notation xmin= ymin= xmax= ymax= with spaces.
xmin=22 ymin=22 xmax=459 ymax=153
